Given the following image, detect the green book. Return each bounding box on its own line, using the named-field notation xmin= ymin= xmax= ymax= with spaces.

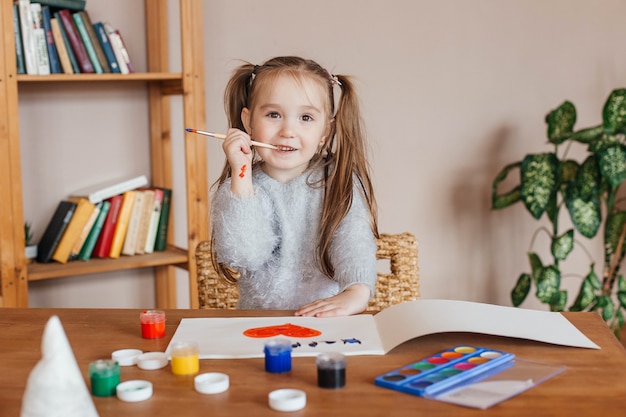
xmin=154 ymin=188 xmax=171 ymax=251
xmin=72 ymin=12 xmax=103 ymax=73
xmin=78 ymin=200 xmax=110 ymax=261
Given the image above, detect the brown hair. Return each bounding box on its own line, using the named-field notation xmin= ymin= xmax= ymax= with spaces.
xmin=213 ymin=56 xmax=378 ymax=282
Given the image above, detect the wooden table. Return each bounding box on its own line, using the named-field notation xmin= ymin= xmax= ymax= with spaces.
xmin=1 ymin=309 xmax=625 ymax=416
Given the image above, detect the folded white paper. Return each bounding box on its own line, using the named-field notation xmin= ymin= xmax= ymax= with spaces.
xmin=21 ymin=316 xmax=99 ymax=417
xmin=167 ymin=299 xmax=600 ymax=359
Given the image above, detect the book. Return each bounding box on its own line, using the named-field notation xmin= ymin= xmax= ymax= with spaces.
xmin=18 ymin=0 xmax=38 ymax=75
xmin=31 ymin=0 xmax=86 ymax=11
xmin=13 ymin=3 xmax=26 ymax=74
xmin=72 ymin=11 xmax=103 ymax=74
xmin=134 ymin=189 xmax=155 ymax=255
xmin=57 ymin=8 xmax=93 ymax=73
xmin=68 ymin=201 xmax=101 ymax=261
xmin=144 ymin=188 xmax=164 ymax=254
xmin=166 ymin=299 xmax=600 ymax=360
xmin=103 ymin=22 xmax=131 ymax=74
xmin=154 ymin=188 xmax=172 ymax=251
xmin=70 ymin=175 xmax=148 ymax=204
xmin=36 ymin=200 xmax=76 ymax=263
xmin=52 ymin=11 xmax=79 ymax=73
xmin=76 ymin=12 xmax=110 ymax=73
xmin=92 ymin=195 xmax=124 ymax=258
xmin=109 ymin=191 xmax=136 ymax=259
xmin=77 ymin=200 xmax=110 ymax=261
xmin=121 ymin=190 xmax=145 ymax=256
xmin=29 ymin=3 xmax=50 ymax=75
xmin=92 ymin=22 xmax=120 ymax=73
xmin=49 ymin=17 xmax=72 ymax=73
xmin=40 ymin=6 xmax=61 ymax=73
xmin=51 ymin=197 xmax=95 ymax=264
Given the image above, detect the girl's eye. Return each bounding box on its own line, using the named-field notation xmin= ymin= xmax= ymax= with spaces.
xmin=301 ymin=114 xmax=313 ymax=122
xmin=267 ymin=112 xmax=280 ymax=119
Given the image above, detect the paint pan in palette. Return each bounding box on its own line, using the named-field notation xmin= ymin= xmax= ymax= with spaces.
xmin=374 ymin=345 xmax=515 ymax=398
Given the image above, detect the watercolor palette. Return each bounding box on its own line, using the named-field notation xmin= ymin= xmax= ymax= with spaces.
xmin=375 ymin=345 xmax=515 ymax=398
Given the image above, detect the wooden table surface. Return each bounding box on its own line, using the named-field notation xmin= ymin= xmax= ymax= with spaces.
xmin=1 ymin=308 xmax=625 ymax=416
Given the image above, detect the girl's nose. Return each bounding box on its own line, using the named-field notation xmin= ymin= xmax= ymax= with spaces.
xmin=279 ymin=121 xmax=296 ymax=138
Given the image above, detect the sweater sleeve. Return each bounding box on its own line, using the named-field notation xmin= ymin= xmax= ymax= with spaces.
xmin=211 ymin=180 xmax=278 ymax=270
xmin=329 ymin=187 xmax=378 ymax=294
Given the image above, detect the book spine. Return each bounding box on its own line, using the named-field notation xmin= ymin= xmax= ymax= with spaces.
xmin=78 ymin=201 xmax=110 ymax=261
xmin=109 ymin=191 xmax=136 ymax=259
xmin=18 ymin=0 xmax=38 ymax=75
xmin=30 ymin=0 xmax=86 ymax=12
xmin=78 ymin=12 xmax=110 ymax=73
xmin=104 ymin=22 xmax=129 ymax=74
xmin=36 ymin=201 xmax=77 ymax=263
xmin=52 ymin=198 xmax=95 ymax=264
xmin=13 ymin=3 xmax=26 ymax=74
xmin=134 ymin=189 xmax=155 ymax=254
xmin=144 ymin=189 xmax=164 ymax=254
xmin=30 ymin=3 xmax=50 ymax=75
xmin=93 ymin=22 xmax=120 ymax=73
xmin=154 ymin=188 xmax=172 ymax=251
xmin=50 ymin=17 xmax=72 ymax=73
xmin=57 ymin=8 xmax=93 ymax=73
xmin=121 ymin=191 xmax=145 ymax=256
xmin=69 ymin=202 xmax=101 ymax=260
xmin=53 ymin=11 xmax=79 ymax=73
xmin=71 ymin=11 xmax=102 ymax=73
xmin=92 ymin=195 xmax=124 ymax=258
xmin=40 ymin=6 xmax=61 ymax=73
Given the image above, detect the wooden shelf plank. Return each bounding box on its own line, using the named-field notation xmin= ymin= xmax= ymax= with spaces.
xmin=27 ymin=246 xmax=188 ymax=281
xmin=17 ymin=72 xmax=183 ymax=82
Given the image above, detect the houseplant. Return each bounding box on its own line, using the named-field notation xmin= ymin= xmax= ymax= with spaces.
xmin=492 ymin=88 xmax=626 ymax=337
xmin=24 ymin=222 xmax=37 ymax=263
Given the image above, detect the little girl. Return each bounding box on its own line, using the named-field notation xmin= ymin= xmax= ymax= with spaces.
xmin=211 ymin=56 xmax=378 ymax=317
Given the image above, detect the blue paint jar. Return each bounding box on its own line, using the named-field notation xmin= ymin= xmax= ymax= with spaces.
xmin=264 ymin=338 xmax=292 ymax=373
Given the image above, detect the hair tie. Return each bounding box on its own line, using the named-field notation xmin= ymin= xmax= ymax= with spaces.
xmin=251 ymin=65 xmax=260 ymax=82
xmin=325 ymin=69 xmax=342 ymax=87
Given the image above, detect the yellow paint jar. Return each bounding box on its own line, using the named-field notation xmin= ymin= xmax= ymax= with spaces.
xmin=170 ymin=341 xmax=199 ymax=375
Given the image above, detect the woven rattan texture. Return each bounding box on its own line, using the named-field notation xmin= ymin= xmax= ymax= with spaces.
xmin=195 ymin=232 xmax=419 ymax=311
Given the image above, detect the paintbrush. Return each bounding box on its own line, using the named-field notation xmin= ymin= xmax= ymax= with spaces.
xmin=185 ymin=128 xmax=290 ymax=151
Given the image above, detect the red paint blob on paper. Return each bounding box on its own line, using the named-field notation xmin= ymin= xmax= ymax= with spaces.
xmin=243 ymin=323 xmax=322 ymax=338
xmin=239 ymin=164 xmax=247 ymax=178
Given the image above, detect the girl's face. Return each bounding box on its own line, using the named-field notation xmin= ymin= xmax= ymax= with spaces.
xmin=242 ymin=74 xmax=329 ymax=183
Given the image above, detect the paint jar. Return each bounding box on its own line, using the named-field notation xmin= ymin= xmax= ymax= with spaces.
xmin=316 ymin=352 xmax=346 ymax=389
xmin=170 ymin=341 xmax=199 ymax=375
xmin=89 ymin=359 xmax=121 ymax=397
xmin=264 ymin=338 xmax=292 ymax=373
xmin=140 ymin=310 xmax=166 ymax=339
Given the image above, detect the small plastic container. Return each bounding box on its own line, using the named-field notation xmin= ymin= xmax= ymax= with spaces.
xmin=89 ymin=359 xmax=121 ymax=397
xmin=170 ymin=341 xmax=199 ymax=375
xmin=264 ymin=338 xmax=292 ymax=373
xmin=316 ymin=352 xmax=346 ymax=389
xmin=140 ymin=310 xmax=166 ymax=339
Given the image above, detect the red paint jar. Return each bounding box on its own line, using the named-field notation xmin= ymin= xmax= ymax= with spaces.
xmin=140 ymin=310 xmax=166 ymax=339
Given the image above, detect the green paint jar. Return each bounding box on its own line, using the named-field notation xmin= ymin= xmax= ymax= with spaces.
xmin=89 ymin=359 xmax=121 ymax=397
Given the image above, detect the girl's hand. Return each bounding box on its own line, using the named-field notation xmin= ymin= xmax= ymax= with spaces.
xmin=223 ymin=128 xmax=254 ymax=196
xmin=294 ymin=284 xmax=370 ymax=318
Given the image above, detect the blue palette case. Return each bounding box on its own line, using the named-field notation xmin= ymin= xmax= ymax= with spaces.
xmin=375 ymin=345 xmax=515 ymax=398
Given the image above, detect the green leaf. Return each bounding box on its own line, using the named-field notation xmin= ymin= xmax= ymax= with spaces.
xmin=602 ymin=88 xmax=626 ymax=134
xmin=551 ymin=229 xmax=574 ymax=260
xmin=528 ymin=252 xmax=543 ymax=284
xmin=588 ymin=133 xmax=622 ymax=153
xmin=569 ymin=278 xmax=596 ymax=312
xmin=492 ymin=162 xmax=522 ymax=210
xmin=546 ymin=100 xmax=576 ymax=144
xmin=617 ymin=308 xmax=625 ymax=330
xmin=564 ymin=192 xmax=602 ymax=238
xmin=605 ymin=213 xmax=626 ymax=256
xmin=520 ymin=153 xmax=559 ymax=219
xmin=511 ymin=273 xmax=531 ymax=307
xmin=570 ymin=125 xmax=603 ymax=144
xmin=573 ymin=155 xmax=601 ymax=200
xmin=535 ymin=265 xmax=561 ymax=303
xmin=598 ymin=145 xmax=626 ymax=188
xmin=549 ymin=290 xmax=567 ymax=312
xmin=585 ymin=266 xmax=602 ymax=290
xmin=618 ymin=290 xmax=626 ymax=310
xmin=619 ymin=275 xmax=626 ymax=292
xmin=597 ymin=295 xmax=615 ymax=321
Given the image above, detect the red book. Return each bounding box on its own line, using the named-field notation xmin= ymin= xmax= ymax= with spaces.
xmin=92 ymin=194 xmax=124 ymax=258
xmin=57 ymin=9 xmax=93 ymax=73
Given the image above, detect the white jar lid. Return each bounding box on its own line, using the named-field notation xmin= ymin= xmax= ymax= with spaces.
xmin=268 ymin=389 xmax=306 ymax=412
xmin=116 ymin=380 xmax=153 ymax=402
xmin=136 ymin=352 xmax=168 ymax=370
xmin=194 ymin=372 xmax=230 ymax=394
xmin=112 ymin=349 xmax=143 ymax=366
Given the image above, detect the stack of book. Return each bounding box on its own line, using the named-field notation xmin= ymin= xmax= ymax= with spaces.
xmin=13 ymin=0 xmax=134 ymax=75
xmin=36 ymin=175 xmax=173 ymax=264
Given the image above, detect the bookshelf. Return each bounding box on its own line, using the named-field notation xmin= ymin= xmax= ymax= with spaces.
xmin=0 ymin=0 xmax=209 ymax=308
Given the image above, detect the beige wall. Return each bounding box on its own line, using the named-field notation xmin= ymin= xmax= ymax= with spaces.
xmin=23 ymin=0 xmax=626 ymax=309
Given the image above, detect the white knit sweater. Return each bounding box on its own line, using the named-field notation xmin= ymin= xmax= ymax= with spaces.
xmin=211 ymin=165 xmax=377 ymax=310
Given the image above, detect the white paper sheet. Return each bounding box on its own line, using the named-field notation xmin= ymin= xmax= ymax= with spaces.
xmin=166 ymin=299 xmax=599 ymax=359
